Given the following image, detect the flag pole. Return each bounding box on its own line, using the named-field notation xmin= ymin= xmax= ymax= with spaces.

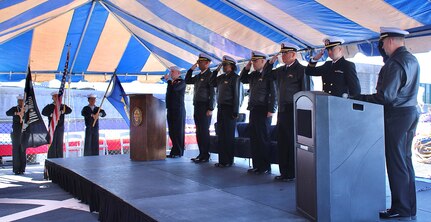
xmin=20 ymin=66 xmax=31 ymax=127
xmin=92 ymin=70 xmax=116 ymax=127
xmin=63 ymin=44 xmax=71 ymax=113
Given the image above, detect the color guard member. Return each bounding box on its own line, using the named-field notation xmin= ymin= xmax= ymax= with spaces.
xmin=6 ymin=94 xmax=26 ymax=174
xmin=82 ymin=94 xmax=106 ymax=156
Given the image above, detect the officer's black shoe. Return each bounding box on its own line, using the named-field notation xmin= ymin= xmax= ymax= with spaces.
xmin=166 ymin=154 xmax=180 ymax=158
xmin=214 ymin=163 xmax=232 ymax=168
xmin=379 ymin=209 xmax=414 ymax=221
xmin=255 ymin=169 xmax=271 ymax=175
xmin=14 ymin=171 xmax=21 ymax=175
xmin=274 ymin=175 xmax=294 ymax=182
xmin=247 ymin=168 xmax=259 ymax=173
xmin=193 ymin=157 xmax=209 ymax=163
xmin=191 ymin=156 xmax=200 ymax=162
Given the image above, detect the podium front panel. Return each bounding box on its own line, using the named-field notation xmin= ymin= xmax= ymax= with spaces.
xmin=294 ymin=91 xmax=385 ymax=222
xmin=129 ymin=94 xmax=166 ymax=161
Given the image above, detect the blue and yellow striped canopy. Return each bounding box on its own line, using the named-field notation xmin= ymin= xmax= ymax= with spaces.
xmin=1 ymin=0 xmax=430 ymax=75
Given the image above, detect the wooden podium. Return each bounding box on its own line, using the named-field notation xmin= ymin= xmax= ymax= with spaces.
xmin=128 ymin=94 xmax=166 ymax=161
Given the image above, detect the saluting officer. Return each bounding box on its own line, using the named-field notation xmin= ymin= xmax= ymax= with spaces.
xmin=81 ymin=94 xmax=106 ymax=156
xmin=240 ymin=51 xmax=276 ymax=174
xmin=269 ymin=43 xmax=311 ymax=181
xmin=165 ymin=66 xmax=186 ymax=158
xmin=306 ymin=37 xmax=361 ymax=97
xmin=186 ymin=53 xmax=216 ymax=163
xmin=6 ymin=94 xmax=26 ymax=174
xmin=355 ymin=27 xmax=420 ymax=221
xmin=42 ymin=92 xmax=72 ymax=158
xmin=210 ymin=55 xmax=241 ymax=168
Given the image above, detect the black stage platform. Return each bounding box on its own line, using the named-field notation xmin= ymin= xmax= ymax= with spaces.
xmin=45 ymin=154 xmax=307 ymax=222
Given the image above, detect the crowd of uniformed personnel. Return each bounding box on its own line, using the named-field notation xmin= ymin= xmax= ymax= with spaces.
xmin=165 ymin=27 xmax=420 ymax=220
xmin=5 ymin=27 xmax=419 ymax=220
xmin=168 ymin=37 xmax=362 ymax=179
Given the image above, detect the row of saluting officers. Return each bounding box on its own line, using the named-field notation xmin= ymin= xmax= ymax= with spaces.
xmin=165 ymin=36 xmax=361 ymax=180
xmin=165 ymin=27 xmax=420 ymax=221
xmin=6 ymin=27 xmax=419 ymax=221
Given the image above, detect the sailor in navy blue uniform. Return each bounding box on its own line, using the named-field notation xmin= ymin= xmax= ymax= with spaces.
xmin=42 ymin=92 xmax=72 ymax=158
xmin=269 ymin=43 xmax=312 ymax=181
xmin=306 ymin=37 xmax=361 ymax=97
xmin=165 ymin=66 xmax=186 ymax=158
xmin=5 ymin=95 xmax=26 ymax=174
xmin=186 ymin=53 xmax=215 ymax=163
xmin=81 ymin=94 xmax=106 ymax=156
xmin=356 ymin=27 xmax=420 ymax=221
xmin=240 ymin=51 xmax=276 ymax=174
xmin=210 ymin=55 xmax=241 ymax=167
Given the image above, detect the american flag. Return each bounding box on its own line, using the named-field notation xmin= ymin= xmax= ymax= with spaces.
xmin=49 ymin=48 xmax=69 ymax=143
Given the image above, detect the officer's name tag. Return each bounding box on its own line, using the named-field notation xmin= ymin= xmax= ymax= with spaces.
xmin=224 ymin=81 xmax=228 ymax=84
xmin=335 ymin=70 xmax=344 ymax=73
xmin=200 ymin=78 xmax=204 ymax=81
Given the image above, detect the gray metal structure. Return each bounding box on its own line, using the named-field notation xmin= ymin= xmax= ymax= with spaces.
xmin=294 ymin=91 xmax=385 ymax=222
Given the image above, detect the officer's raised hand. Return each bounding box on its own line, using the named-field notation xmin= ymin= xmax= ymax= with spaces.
xmin=215 ymin=63 xmax=223 ymax=72
xmin=269 ymin=53 xmax=279 ymax=64
xmin=245 ymin=60 xmax=252 ymax=70
xmin=190 ymin=61 xmax=198 ymax=71
xmin=313 ymin=49 xmax=325 ymax=61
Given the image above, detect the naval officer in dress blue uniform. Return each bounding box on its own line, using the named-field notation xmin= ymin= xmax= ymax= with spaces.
xmin=269 ymin=43 xmax=312 ymax=181
xmin=185 ymin=53 xmax=216 ymax=163
xmin=165 ymin=66 xmax=186 ymax=158
xmin=210 ymin=55 xmax=241 ymax=168
xmin=240 ymin=51 xmax=276 ymax=174
xmin=355 ymin=27 xmax=420 ymax=221
xmin=306 ymin=37 xmax=361 ymax=97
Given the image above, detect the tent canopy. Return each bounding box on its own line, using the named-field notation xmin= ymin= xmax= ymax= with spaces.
xmin=1 ymin=0 xmax=430 ymax=75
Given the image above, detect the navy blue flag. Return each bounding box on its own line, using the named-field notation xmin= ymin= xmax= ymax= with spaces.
xmin=107 ymin=74 xmax=130 ymax=126
xmin=21 ymin=67 xmax=49 ymax=149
